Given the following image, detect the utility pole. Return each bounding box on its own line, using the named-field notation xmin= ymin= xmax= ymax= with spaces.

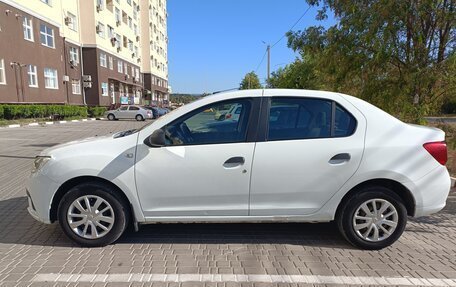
xmin=267 ymin=45 xmax=271 ymax=83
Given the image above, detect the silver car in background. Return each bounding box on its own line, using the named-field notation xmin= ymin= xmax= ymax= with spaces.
xmin=106 ymin=105 xmax=153 ymax=121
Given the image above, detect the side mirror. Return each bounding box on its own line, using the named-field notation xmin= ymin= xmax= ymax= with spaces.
xmin=144 ymin=129 xmax=165 ymax=147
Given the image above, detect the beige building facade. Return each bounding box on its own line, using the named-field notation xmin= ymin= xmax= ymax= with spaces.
xmin=0 ymin=0 xmax=169 ymax=106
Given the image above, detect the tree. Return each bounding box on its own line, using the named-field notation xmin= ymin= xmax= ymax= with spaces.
xmin=240 ymin=72 xmax=262 ymax=90
xmin=280 ymin=0 xmax=455 ymax=122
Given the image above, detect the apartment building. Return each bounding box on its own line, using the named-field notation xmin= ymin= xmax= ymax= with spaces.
xmin=0 ymin=0 xmax=169 ymax=106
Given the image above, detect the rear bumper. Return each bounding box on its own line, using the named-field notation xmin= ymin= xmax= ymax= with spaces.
xmin=404 ymin=165 xmax=451 ymax=217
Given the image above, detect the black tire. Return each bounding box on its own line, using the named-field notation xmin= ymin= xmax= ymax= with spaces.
xmin=107 ymin=114 xmax=115 ymax=121
xmin=135 ymin=114 xmax=144 ymax=121
xmin=57 ymin=182 xmax=130 ymax=247
xmin=336 ymin=186 xmax=407 ymax=250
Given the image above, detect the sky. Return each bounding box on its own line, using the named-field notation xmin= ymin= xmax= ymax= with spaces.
xmin=167 ymin=0 xmax=336 ymax=94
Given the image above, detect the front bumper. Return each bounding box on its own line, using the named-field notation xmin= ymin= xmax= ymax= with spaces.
xmin=26 ymin=172 xmax=60 ymax=224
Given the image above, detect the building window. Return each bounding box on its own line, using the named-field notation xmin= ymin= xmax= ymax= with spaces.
xmin=125 ymin=63 xmax=128 ymax=75
xmin=115 ymin=8 xmax=121 ymax=24
xmin=117 ymin=60 xmax=123 ymax=73
xmin=0 ymin=59 xmax=6 ymax=85
xmin=115 ymin=33 xmax=121 ymax=49
xmin=127 ymin=0 xmax=132 ymax=6
xmin=72 ymin=80 xmax=81 ymax=95
xmin=96 ymin=0 xmax=104 ymax=10
xmin=69 ymin=47 xmax=79 ymax=63
xmin=107 ymin=25 xmax=114 ymax=39
xmin=133 ymin=3 xmax=138 ymax=19
xmin=128 ymin=17 xmax=133 ymax=29
xmin=23 ymin=17 xmax=34 ymax=42
xmin=41 ymin=0 xmax=52 ymax=6
xmin=135 ymin=68 xmax=139 ymax=79
xmin=28 ymin=65 xmax=38 ymax=87
xmin=109 ymin=56 xmax=113 ymax=70
xmin=67 ymin=13 xmax=78 ymax=31
xmin=44 ymin=68 xmax=58 ymax=89
xmin=97 ymin=22 xmax=105 ymax=38
xmin=101 ymin=82 xmax=108 ymax=96
xmin=99 ymin=53 xmax=107 ymax=67
xmin=40 ymin=24 xmax=54 ymax=48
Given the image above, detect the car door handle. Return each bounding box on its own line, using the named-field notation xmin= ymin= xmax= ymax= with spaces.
xmin=329 ymin=153 xmax=351 ymax=165
xmin=223 ymin=157 xmax=245 ymax=168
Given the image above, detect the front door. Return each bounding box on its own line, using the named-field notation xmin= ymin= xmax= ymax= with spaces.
xmin=135 ymin=98 xmax=258 ymax=217
xmin=250 ymin=96 xmax=366 ymax=216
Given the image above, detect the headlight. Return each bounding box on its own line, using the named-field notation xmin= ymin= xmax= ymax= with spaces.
xmin=32 ymin=156 xmax=51 ymax=173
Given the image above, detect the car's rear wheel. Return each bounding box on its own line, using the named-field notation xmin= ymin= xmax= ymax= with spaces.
xmin=58 ymin=182 xmax=129 ymax=247
xmin=135 ymin=114 xmax=144 ymax=121
xmin=337 ymin=187 xmax=407 ymax=250
xmin=107 ymin=114 xmax=115 ymax=121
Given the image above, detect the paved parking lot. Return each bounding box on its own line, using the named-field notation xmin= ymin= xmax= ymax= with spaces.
xmin=0 ymin=120 xmax=456 ymax=287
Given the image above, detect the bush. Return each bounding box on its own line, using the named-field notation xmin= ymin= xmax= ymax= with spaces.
xmin=88 ymin=106 xmax=107 ymax=117
xmin=0 ymin=104 xmax=90 ymax=120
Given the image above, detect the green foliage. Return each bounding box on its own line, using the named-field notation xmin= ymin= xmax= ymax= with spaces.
xmin=269 ymin=0 xmax=456 ymax=122
xmin=0 ymin=105 xmax=88 ymax=120
xmin=240 ymin=72 xmax=262 ymax=90
xmin=170 ymin=94 xmax=201 ymax=105
xmin=88 ymin=106 xmax=108 ymax=117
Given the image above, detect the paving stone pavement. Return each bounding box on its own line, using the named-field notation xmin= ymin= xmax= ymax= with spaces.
xmin=0 ymin=120 xmax=455 ymax=287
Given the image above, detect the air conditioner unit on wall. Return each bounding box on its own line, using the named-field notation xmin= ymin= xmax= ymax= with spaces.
xmin=96 ymin=5 xmax=102 ymax=12
xmin=110 ymin=37 xmax=116 ymax=46
xmin=64 ymin=17 xmax=72 ymax=25
xmin=69 ymin=60 xmax=78 ymax=67
xmin=62 ymin=75 xmax=70 ymax=82
xmin=96 ymin=25 xmax=101 ymax=33
xmin=116 ymin=20 xmax=121 ymax=27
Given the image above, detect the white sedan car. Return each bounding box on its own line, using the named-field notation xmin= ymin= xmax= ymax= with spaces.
xmin=27 ymin=89 xmax=451 ymax=249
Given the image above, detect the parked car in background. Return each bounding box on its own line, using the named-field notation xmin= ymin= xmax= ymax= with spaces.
xmin=142 ymin=106 xmax=160 ymax=119
xmin=106 ymin=106 xmax=152 ymax=121
xmin=157 ymin=107 xmax=169 ymax=117
xmin=27 ymin=89 xmax=450 ymax=249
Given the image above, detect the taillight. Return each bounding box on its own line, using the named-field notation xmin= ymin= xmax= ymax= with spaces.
xmin=423 ymin=141 xmax=447 ymax=165
xmin=226 ymin=114 xmax=232 ymax=119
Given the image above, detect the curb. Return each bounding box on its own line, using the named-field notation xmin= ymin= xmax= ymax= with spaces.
xmin=0 ymin=118 xmax=99 ymax=129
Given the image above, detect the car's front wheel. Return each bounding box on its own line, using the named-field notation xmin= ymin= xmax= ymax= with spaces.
xmin=58 ymin=182 xmax=129 ymax=247
xmin=337 ymin=187 xmax=407 ymax=250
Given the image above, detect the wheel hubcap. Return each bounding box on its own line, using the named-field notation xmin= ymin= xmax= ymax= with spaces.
xmin=67 ymin=195 xmax=115 ymax=239
xmin=353 ymin=198 xmax=398 ymax=242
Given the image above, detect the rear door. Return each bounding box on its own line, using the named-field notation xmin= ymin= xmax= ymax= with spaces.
xmin=249 ymin=94 xmax=366 ymax=216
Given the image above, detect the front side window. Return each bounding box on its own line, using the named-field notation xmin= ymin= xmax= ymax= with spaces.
xmin=267 ymin=97 xmax=356 ymax=141
xmin=72 ymin=80 xmax=81 ymax=95
xmin=164 ymin=99 xmax=252 ymax=146
xmin=120 ymin=106 xmax=128 ymax=111
xmin=44 ymin=68 xmax=58 ymax=89
xmin=28 ymin=65 xmax=38 ymax=87
xmin=99 ymin=53 xmax=107 ymax=67
xmin=23 ymin=17 xmax=34 ymax=41
xmin=40 ymin=24 xmax=54 ymax=48
xmin=0 ymin=59 xmax=6 ymax=84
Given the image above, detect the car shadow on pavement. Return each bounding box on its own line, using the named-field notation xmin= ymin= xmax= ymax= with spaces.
xmin=1 ymin=195 xmax=454 ymax=248
xmin=0 ymin=196 xmax=353 ymax=249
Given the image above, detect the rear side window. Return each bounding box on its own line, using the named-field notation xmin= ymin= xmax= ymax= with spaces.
xmin=334 ymin=104 xmax=356 ymax=137
xmin=267 ymin=98 xmax=356 ymax=141
xmin=129 ymin=106 xmax=140 ymax=111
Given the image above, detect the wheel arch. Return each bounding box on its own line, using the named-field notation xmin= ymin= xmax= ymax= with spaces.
xmin=50 ymin=176 xmax=133 ymax=223
xmin=336 ymin=178 xmax=416 ymax=218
